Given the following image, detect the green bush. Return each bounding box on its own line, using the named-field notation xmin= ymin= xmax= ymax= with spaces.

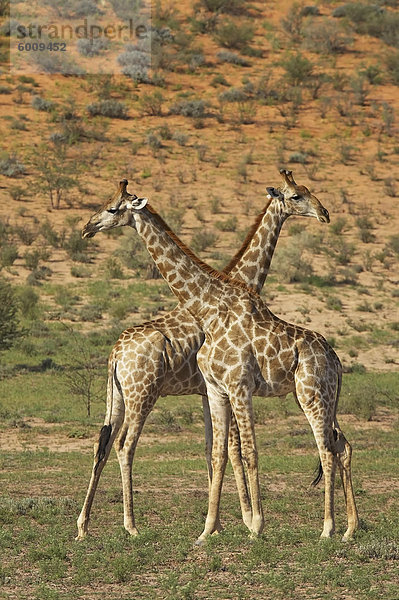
xmin=139 ymin=91 xmax=165 ymax=116
xmin=302 ymin=20 xmax=353 ymax=54
xmin=281 ymin=53 xmax=314 ymax=87
xmin=64 ymin=231 xmax=91 ymax=262
xmin=215 ymin=20 xmax=254 ymax=50
xmin=0 ymin=245 xmax=18 ymax=267
xmin=190 ymin=230 xmax=218 ymax=253
xmin=0 ymin=279 xmax=22 ymax=351
xmin=385 ymin=51 xmax=399 ymax=85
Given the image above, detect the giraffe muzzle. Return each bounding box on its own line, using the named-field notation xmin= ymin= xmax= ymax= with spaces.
xmin=318 ymin=208 xmax=330 ymax=224
xmin=81 ymin=223 xmax=98 ymax=239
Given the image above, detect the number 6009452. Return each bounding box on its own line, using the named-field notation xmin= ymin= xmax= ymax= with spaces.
xmin=17 ymin=42 xmax=67 ymax=51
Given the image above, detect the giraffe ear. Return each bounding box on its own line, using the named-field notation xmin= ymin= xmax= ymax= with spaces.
xmin=126 ymin=197 xmax=148 ymax=211
xmin=266 ymin=187 xmax=282 ymax=200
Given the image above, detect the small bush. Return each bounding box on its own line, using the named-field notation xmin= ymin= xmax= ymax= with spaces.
xmin=14 ymin=225 xmax=36 ymax=246
xmin=139 ymin=91 xmax=165 ymax=116
xmin=169 ymin=99 xmax=207 ymax=119
xmin=215 ymin=19 xmax=254 ymax=50
xmin=217 ymin=50 xmax=250 ymax=66
xmin=86 ymin=100 xmax=128 ymax=119
xmin=385 ymin=51 xmax=399 ymax=85
xmin=172 ymin=131 xmax=189 ymax=146
xmin=0 ymin=154 xmax=25 ymax=177
xmin=118 ymin=43 xmax=151 ymax=83
xmin=105 ymin=257 xmax=124 ymax=279
xmin=215 ymin=216 xmax=238 ymax=232
xmin=190 ymin=230 xmax=218 ymax=253
xmin=32 ymin=50 xmax=84 ymax=75
xmin=77 ymin=37 xmax=110 ymax=57
xmin=17 ymin=286 xmax=39 ymax=319
xmin=31 ymin=95 xmax=55 ymax=112
xmin=302 ymin=20 xmax=353 ymax=54
xmin=0 ymin=245 xmax=18 ymax=268
xmin=64 ymin=231 xmax=91 ymax=262
xmin=0 ymin=279 xmax=22 ymax=351
xmin=281 ymin=53 xmax=314 ymax=86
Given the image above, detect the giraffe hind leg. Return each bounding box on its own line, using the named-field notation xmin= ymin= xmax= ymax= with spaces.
xmin=334 ymin=429 xmax=359 ymax=540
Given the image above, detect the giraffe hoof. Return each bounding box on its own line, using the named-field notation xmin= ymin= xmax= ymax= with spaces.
xmin=194 ymin=537 xmax=206 ymax=547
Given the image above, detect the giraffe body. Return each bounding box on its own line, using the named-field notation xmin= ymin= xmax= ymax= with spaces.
xmin=77 ymin=173 xmax=359 ymax=543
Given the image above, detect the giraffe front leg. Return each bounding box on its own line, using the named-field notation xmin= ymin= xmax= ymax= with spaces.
xmin=228 ymin=414 xmax=252 ymax=530
xmin=230 ymin=389 xmax=264 ymax=538
xmin=116 ymin=424 xmax=140 ymax=537
xmin=319 ymin=449 xmax=337 ymax=539
xmin=202 ymin=395 xmax=223 ymax=534
xmin=195 ymin=390 xmax=230 ymax=546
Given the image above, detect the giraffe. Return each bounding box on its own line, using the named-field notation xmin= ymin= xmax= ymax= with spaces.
xmin=76 ymin=170 xmax=330 ymax=541
xmin=80 ymin=175 xmax=359 ymax=544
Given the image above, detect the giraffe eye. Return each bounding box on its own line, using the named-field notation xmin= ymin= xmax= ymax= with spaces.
xmin=292 ymin=194 xmax=301 ymax=200
xmin=107 ymin=208 xmax=118 ymax=214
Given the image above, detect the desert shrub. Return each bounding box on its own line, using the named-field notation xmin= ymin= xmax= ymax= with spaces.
xmin=334 ymin=3 xmax=399 ymax=47
xmin=14 ymin=225 xmax=36 ymax=246
xmin=357 ymin=216 xmax=376 ymax=243
xmin=281 ymin=2 xmax=304 ymax=39
xmin=162 ymin=207 xmax=185 ymax=234
xmin=385 ymin=51 xmax=399 ymax=85
xmin=217 ymin=50 xmax=250 ymax=66
xmin=219 ymin=87 xmax=248 ymax=103
xmin=0 ymin=85 xmax=12 ymax=94
xmin=215 ymin=19 xmax=254 ymax=50
xmin=169 ymin=99 xmax=208 ymax=118
xmin=172 ymin=131 xmax=189 ymax=146
xmin=74 ymin=0 xmax=102 ymax=17
xmin=105 ymin=257 xmax=124 ymax=279
xmin=387 ymin=234 xmax=399 ymax=255
xmin=0 ymin=154 xmax=25 ymax=177
xmin=0 ymin=279 xmax=22 ymax=351
xmin=350 ymin=74 xmax=369 ymax=105
xmin=215 ymin=216 xmax=238 ymax=232
xmin=190 ymin=230 xmax=218 ymax=253
xmin=31 ymin=95 xmax=55 ymax=112
xmin=40 ymin=220 xmax=62 ymax=247
xmin=86 ymin=100 xmax=128 ymax=118
xmin=281 ymin=53 xmax=314 ymax=86
xmin=0 ymin=245 xmax=18 ymax=268
xmin=145 ymin=132 xmax=162 ymax=153
xmin=118 ymin=43 xmax=151 ymax=83
xmin=302 ymin=19 xmax=353 ymax=54
xmin=64 ymin=231 xmax=91 ymax=262
xmin=17 ymin=285 xmax=39 ymax=319
xmin=77 ymin=37 xmax=110 ymax=57
xmin=139 ymin=91 xmax=165 ymax=116
xmin=200 ymin=0 xmax=249 ymax=13
xmin=32 ymin=49 xmax=84 ymax=75
xmin=289 ymin=151 xmax=308 ymax=164
xmin=272 ymin=235 xmax=313 ymax=283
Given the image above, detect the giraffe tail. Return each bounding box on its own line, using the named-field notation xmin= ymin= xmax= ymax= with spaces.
xmin=94 ymin=360 xmax=124 ymax=472
xmin=94 ymin=424 xmax=112 ymax=472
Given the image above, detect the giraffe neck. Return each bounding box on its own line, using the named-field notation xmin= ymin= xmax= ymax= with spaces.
xmin=227 ymin=199 xmax=287 ymax=293
xmin=134 ymin=206 xmax=229 ymax=326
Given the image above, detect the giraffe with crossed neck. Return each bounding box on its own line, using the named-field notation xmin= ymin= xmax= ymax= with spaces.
xmin=79 ymin=171 xmax=358 ymax=544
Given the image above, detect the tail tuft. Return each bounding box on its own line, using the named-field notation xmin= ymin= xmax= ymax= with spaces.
xmin=95 ymin=424 xmax=112 ymax=471
xmin=311 ymin=460 xmax=323 ymax=487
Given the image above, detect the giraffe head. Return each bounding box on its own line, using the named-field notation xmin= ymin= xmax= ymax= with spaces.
xmin=82 ymin=180 xmax=148 ymax=238
xmin=266 ymin=169 xmax=330 ymax=223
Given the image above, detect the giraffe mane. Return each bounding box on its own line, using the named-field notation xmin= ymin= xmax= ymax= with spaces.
xmin=146 ymin=204 xmax=259 ymax=295
xmin=222 ymin=197 xmax=272 ymax=274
